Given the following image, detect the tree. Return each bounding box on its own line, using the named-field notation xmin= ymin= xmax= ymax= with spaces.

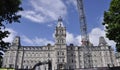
xmin=103 ymin=0 xmax=120 ymax=52
xmin=0 ymin=0 xmax=23 ymax=66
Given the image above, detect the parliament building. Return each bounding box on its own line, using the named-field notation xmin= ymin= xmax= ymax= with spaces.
xmin=2 ymin=17 xmax=117 ymax=70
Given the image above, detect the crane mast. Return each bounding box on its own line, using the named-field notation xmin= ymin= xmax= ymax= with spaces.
xmin=77 ymin=0 xmax=88 ymax=46
xmin=77 ymin=0 xmax=93 ymax=68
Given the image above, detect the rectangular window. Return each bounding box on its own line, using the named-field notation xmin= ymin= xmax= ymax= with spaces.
xmin=9 ymin=64 xmax=14 ymax=68
xmin=58 ymin=52 xmax=59 ymax=55
xmin=62 ymin=52 xmax=64 ymax=55
xmin=62 ymin=59 xmax=64 ymax=62
xmin=48 ymin=53 xmax=50 ymax=57
xmin=72 ymin=59 xmax=73 ymax=63
xmin=58 ymin=59 xmax=59 ymax=62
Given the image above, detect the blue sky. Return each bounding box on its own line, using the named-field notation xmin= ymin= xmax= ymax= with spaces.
xmin=3 ymin=0 xmax=116 ymax=49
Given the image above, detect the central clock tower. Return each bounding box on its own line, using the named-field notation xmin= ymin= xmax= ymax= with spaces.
xmin=54 ymin=17 xmax=67 ymax=69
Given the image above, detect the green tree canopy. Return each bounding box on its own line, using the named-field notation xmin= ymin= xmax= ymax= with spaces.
xmin=0 ymin=0 xmax=23 ymax=60
xmin=103 ymin=0 xmax=120 ymax=52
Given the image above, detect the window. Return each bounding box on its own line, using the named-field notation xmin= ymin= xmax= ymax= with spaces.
xmin=9 ymin=64 xmax=14 ymax=68
xmin=4 ymin=65 xmax=6 ymax=68
xmin=72 ymin=59 xmax=74 ymax=63
xmin=94 ymin=60 xmax=97 ymax=62
xmin=48 ymin=53 xmax=50 ymax=57
xmin=101 ymin=59 xmax=102 ymax=62
xmin=58 ymin=40 xmax=59 ymax=43
xmin=62 ymin=52 xmax=64 ymax=55
xmin=71 ymin=54 xmax=73 ymax=56
xmin=45 ymin=66 xmax=46 ymax=70
xmin=58 ymin=59 xmax=59 ymax=62
xmin=23 ymin=60 xmax=25 ymax=63
xmin=60 ymin=30 xmax=62 ymax=33
xmin=58 ymin=52 xmax=59 ymax=55
xmin=79 ymin=55 xmax=81 ymax=57
xmin=48 ymin=47 xmax=50 ymax=50
xmin=69 ymin=66 xmax=71 ymax=69
xmin=31 ymin=60 xmax=33 ymax=63
xmin=62 ymin=59 xmax=64 ymax=62
xmin=79 ymin=60 xmax=81 ymax=63
xmin=26 ymin=66 xmax=28 ymax=69
xmin=30 ymin=66 xmax=32 ymax=69
xmin=71 ymin=47 xmax=73 ymax=50
xmin=106 ymin=52 xmax=108 ymax=56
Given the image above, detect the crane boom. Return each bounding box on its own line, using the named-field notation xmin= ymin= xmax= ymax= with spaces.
xmin=77 ymin=0 xmax=93 ymax=68
xmin=77 ymin=0 xmax=88 ymax=46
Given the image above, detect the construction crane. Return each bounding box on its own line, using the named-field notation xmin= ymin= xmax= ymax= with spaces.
xmin=77 ymin=0 xmax=93 ymax=68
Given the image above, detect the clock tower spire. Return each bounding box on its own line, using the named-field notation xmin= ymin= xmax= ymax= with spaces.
xmin=55 ymin=16 xmax=66 ymax=45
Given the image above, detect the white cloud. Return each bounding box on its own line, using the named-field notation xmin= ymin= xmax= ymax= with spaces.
xmin=75 ymin=35 xmax=82 ymax=46
xmin=2 ymin=28 xmax=115 ymax=50
xmin=22 ymin=36 xmax=54 ymax=46
xmin=89 ymin=28 xmax=116 ymax=50
xmin=3 ymin=28 xmax=17 ymax=43
xmin=66 ymin=28 xmax=116 ymax=49
xmin=19 ymin=11 xmax=45 ymax=23
xmin=89 ymin=28 xmax=116 ymax=49
xmin=22 ymin=35 xmax=33 ymax=45
xmin=33 ymin=37 xmax=54 ymax=45
xmin=21 ymin=31 xmax=81 ymax=46
xmin=97 ymin=15 xmax=106 ymax=29
xmin=97 ymin=15 xmax=104 ymax=24
xmin=66 ymin=32 xmax=81 ymax=46
xmin=89 ymin=28 xmax=105 ymax=46
xmin=3 ymin=28 xmax=115 ymax=49
xmin=65 ymin=0 xmax=77 ymax=8
xmin=106 ymin=38 xmax=116 ymax=50
xmin=20 ymin=0 xmax=67 ymax=23
xmin=66 ymin=32 xmax=74 ymax=44
xmin=47 ymin=23 xmax=54 ymax=27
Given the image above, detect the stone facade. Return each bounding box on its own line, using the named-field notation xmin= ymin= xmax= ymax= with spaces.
xmin=115 ymin=53 xmax=120 ymax=66
xmin=2 ymin=17 xmax=117 ymax=70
